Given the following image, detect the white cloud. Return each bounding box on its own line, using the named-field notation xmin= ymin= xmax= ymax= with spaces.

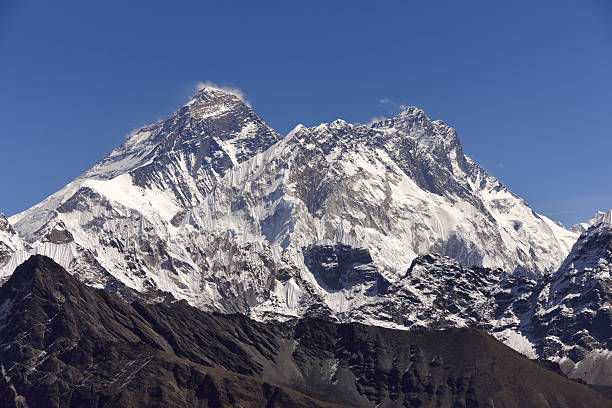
xmin=194 ymin=81 xmax=251 ymax=107
xmin=379 ymin=98 xmax=393 ymax=104
xmin=368 ymin=116 xmax=387 ymax=126
xmin=125 ymin=127 xmax=143 ymax=140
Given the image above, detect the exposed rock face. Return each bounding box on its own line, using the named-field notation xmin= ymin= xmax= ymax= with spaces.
xmin=303 ymin=243 xmax=385 ymax=292
xmin=0 ymin=255 xmax=609 ymax=408
xmin=0 ymin=255 xmax=339 ymax=408
xmin=340 ymin=254 xmax=541 ymax=358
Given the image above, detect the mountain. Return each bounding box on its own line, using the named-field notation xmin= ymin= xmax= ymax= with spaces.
xmin=0 ymin=255 xmax=609 ymax=407
xmin=198 ymin=109 xmax=575 ymax=277
xmin=0 ymin=255 xmax=341 ymax=408
xmin=3 ymin=86 xmax=286 ymax=311
xmin=4 ymin=88 xmax=575 ymax=305
xmin=3 ymin=86 xmax=598 ymax=382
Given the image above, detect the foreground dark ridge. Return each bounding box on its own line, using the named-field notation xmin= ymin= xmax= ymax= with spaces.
xmin=0 ymin=256 xmax=609 ymax=408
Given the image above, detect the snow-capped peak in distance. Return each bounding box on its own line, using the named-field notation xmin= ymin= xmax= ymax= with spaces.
xmin=602 ymin=209 xmax=612 ymax=225
xmin=9 ymin=85 xmax=282 ymax=241
xmin=371 ymin=105 xmax=460 ymax=150
xmin=570 ymin=209 xmax=612 ymax=234
xmin=83 ymin=84 xmax=275 ymax=182
xmin=192 ymin=81 xmax=251 ymax=106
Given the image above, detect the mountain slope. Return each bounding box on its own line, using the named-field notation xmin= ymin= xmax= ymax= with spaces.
xmin=0 ymin=255 xmax=609 ymax=407
xmin=0 ymin=255 xmax=342 ymax=408
xmin=531 ymin=210 xmax=612 ymax=385
xmin=0 ymin=214 xmax=30 ymax=276
xmin=193 ymin=109 xmax=576 ymax=279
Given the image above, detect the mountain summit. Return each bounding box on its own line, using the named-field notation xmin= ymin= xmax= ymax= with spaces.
xmin=10 ymin=86 xmax=281 ymax=244
xmin=85 ymin=85 xmax=279 ymax=182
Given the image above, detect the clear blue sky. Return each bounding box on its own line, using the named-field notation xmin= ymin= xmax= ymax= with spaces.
xmin=1 ymin=0 xmax=611 ymax=227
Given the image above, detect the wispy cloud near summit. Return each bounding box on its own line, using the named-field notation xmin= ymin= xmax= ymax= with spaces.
xmin=195 ymin=81 xmax=251 ymax=107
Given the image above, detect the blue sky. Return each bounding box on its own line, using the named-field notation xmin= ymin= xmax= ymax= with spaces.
xmin=1 ymin=0 xmax=610 ymax=227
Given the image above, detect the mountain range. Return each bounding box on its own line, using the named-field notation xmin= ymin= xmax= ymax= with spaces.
xmin=0 ymin=85 xmax=610 ymax=403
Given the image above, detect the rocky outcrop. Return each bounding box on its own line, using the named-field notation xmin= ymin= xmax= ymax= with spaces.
xmin=303 ymin=243 xmax=387 ymax=292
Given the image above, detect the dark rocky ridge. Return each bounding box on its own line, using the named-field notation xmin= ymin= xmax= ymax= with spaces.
xmin=0 ymin=255 xmax=339 ymax=408
xmin=0 ymin=255 xmax=609 ymax=407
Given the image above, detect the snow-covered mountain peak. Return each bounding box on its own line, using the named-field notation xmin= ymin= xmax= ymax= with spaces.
xmin=287 ymin=124 xmax=306 ymax=136
xmin=66 ymin=84 xmax=282 ymax=211
xmin=85 ymin=84 xmax=277 ymax=179
xmin=370 ymin=106 xmax=460 ymax=152
xmin=9 ymin=84 xmax=282 ymax=241
xmin=371 ymin=105 xmax=426 ymax=129
xmin=591 ymin=209 xmax=612 ymax=233
xmin=185 ymin=85 xmax=247 ymax=113
xmin=554 ymin=209 xmax=612 ymax=281
xmin=570 ymin=210 xmax=612 ymax=234
xmin=329 ymin=118 xmax=350 ymax=129
xmin=191 ymin=82 xmax=248 ymax=103
xmin=594 ymin=209 xmax=612 ymax=228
